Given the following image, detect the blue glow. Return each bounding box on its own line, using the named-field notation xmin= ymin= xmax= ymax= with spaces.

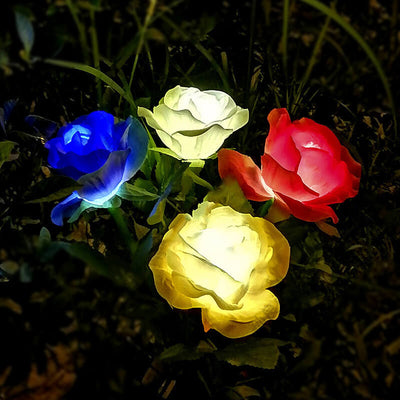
xmin=84 ymin=181 xmax=124 ymax=206
xmin=46 ymin=111 xmax=149 ymax=225
xmin=63 ymin=125 xmax=92 ymax=145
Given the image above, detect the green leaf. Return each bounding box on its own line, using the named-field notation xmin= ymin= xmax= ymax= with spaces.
xmin=155 ymin=154 xmax=186 ymax=191
xmin=25 ymin=185 xmax=81 ymax=204
xmin=40 ymin=240 xmax=119 ymax=280
xmin=38 ymin=227 xmax=51 ymax=250
xmin=149 ymin=146 xmax=181 ymax=159
xmin=44 ymin=58 xmax=136 ymax=111
xmin=216 ymin=338 xmax=288 ymax=370
xmin=117 ymin=181 xmax=159 ymax=202
xmin=228 ymin=385 xmax=261 ymax=399
xmin=257 ymin=199 xmax=274 ymax=217
xmin=159 ymin=343 xmax=205 ymax=362
xmin=185 ymin=168 xmax=214 ymax=191
xmin=205 ymin=178 xmax=253 ymax=214
xmin=115 ymin=33 xmax=140 ymax=70
xmin=0 ymin=140 xmax=17 ymax=169
xmin=147 ymin=197 xmax=166 ymax=225
xmin=14 ymin=7 xmax=34 ymax=57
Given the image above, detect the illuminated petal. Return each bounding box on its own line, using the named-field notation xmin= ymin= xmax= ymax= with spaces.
xmin=265 ymin=108 xmax=301 ymax=171
xmin=77 ymin=150 xmax=129 ymax=204
xmin=248 ymin=217 xmax=290 ymax=290
xmin=217 ymin=107 xmax=249 ymax=131
xmin=280 ymin=195 xmax=339 ymax=223
xmin=56 ymin=149 xmax=109 ymax=178
xmin=138 ymin=105 xmax=205 ymax=135
xmin=218 ymin=149 xmax=274 ymax=201
xmin=163 ymin=85 xmax=198 ymax=110
xmin=292 ymin=117 xmax=342 ymax=160
xmin=149 ymin=214 xmax=196 ymax=310
xmin=202 ymin=289 xmax=280 ymax=339
xmin=297 ymin=148 xmax=356 ymax=200
xmin=165 ymin=124 xmax=234 ymax=160
xmin=119 ymin=117 xmax=149 ymax=182
xmin=138 ymin=87 xmax=249 ymax=160
xmin=50 ymin=192 xmax=82 ymax=226
xmin=75 ymin=111 xmax=115 ymax=152
xmin=148 ymin=202 xmax=290 ymax=338
xmin=340 ymin=146 xmax=361 ymax=191
xmin=261 ymin=154 xmax=318 ymax=201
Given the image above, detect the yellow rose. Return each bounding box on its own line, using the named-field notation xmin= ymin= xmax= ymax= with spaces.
xmin=149 ymin=201 xmax=290 ymax=338
xmin=137 ymin=86 xmax=249 ymax=160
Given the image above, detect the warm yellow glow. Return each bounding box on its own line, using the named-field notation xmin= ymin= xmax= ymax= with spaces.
xmin=148 ymin=201 xmax=290 ymax=338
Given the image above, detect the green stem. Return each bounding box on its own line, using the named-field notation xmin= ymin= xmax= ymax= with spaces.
xmin=128 ymin=0 xmax=157 ymax=92
xmin=292 ymin=10 xmax=331 ymax=115
xmin=109 ymin=207 xmax=138 ymax=261
xmin=65 ymin=0 xmax=90 ymax=64
xmin=45 ymin=58 xmax=136 ymax=110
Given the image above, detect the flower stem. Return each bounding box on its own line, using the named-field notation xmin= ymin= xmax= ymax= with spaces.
xmin=109 ymin=207 xmax=138 ymax=261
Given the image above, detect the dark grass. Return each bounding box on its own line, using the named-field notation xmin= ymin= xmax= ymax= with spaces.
xmin=1 ymin=1 xmax=400 ymax=399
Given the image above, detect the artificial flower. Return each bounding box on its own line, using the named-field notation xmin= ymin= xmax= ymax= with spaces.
xmin=138 ymin=85 xmax=249 ymax=160
xmin=45 ymin=111 xmax=148 ymax=225
xmin=219 ymin=108 xmax=361 ymax=223
xmin=149 ymin=201 xmax=290 ymax=338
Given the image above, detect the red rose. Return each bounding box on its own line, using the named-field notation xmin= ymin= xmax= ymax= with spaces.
xmin=218 ymin=108 xmax=361 ymax=223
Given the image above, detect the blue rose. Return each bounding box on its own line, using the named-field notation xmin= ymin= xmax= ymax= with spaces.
xmin=45 ymin=111 xmax=148 ymax=226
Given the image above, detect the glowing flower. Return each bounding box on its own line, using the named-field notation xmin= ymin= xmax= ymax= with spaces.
xmin=45 ymin=111 xmax=148 ymax=225
xmin=219 ymin=108 xmax=361 ymax=223
xmin=149 ymin=201 xmax=290 ymax=338
xmin=137 ymin=85 xmax=249 ymax=160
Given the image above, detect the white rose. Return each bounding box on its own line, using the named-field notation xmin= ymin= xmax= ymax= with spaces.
xmin=137 ymin=86 xmax=249 ymax=160
xmin=148 ymin=201 xmax=290 ymax=338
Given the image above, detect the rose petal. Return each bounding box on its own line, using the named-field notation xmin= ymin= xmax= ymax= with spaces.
xmin=217 ymin=107 xmax=249 ymax=131
xmin=77 ymin=111 xmax=115 ymax=151
xmin=119 ymin=117 xmax=149 ymax=182
xmin=261 ymin=154 xmax=318 ymax=201
xmin=56 ymin=149 xmax=110 ymax=177
xmin=188 ymin=91 xmax=227 ymax=123
xmin=142 ymin=104 xmax=206 ymax=135
xmin=218 ymin=149 xmax=275 ymax=201
xmin=292 ymin=117 xmax=342 ymax=160
xmin=163 ymin=86 xmax=198 ymax=110
xmin=296 ymin=148 xmax=353 ymax=196
xmin=340 ymin=145 xmax=361 ymax=190
xmin=45 ymin=136 xmax=65 ymax=168
xmin=248 ymin=217 xmax=290 ymax=291
xmin=112 ymin=118 xmax=131 ymax=150
xmin=61 ymin=111 xmax=115 ymax=156
xmin=162 ymin=124 xmax=234 ymax=160
xmin=149 ymin=214 xmax=197 ymax=309
xmin=265 ymin=109 xmax=301 ymax=171
xmin=280 ymin=195 xmax=339 ymax=223
xmin=202 ymin=289 xmax=280 ymax=339
xmin=77 ymin=149 xmax=130 ymax=204
xmin=50 ymin=192 xmax=82 ymax=226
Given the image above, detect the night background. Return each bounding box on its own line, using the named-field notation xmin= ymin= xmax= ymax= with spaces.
xmin=0 ymin=0 xmax=399 ymax=399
